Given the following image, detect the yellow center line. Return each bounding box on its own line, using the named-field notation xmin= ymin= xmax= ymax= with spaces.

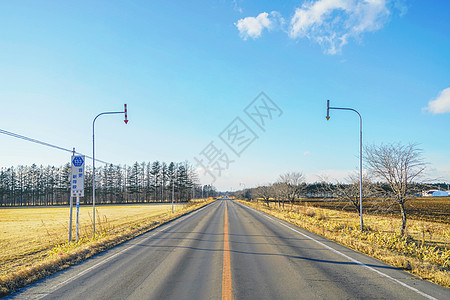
xmin=222 ymin=201 xmax=233 ymax=300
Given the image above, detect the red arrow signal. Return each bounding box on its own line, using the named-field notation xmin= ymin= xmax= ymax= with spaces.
xmin=124 ymin=104 xmax=128 ymax=124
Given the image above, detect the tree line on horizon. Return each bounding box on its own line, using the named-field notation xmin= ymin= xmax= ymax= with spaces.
xmin=0 ymin=161 xmax=218 ymax=207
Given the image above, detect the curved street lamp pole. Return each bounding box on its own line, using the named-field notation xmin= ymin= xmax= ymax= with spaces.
xmin=92 ymin=104 xmax=128 ymax=238
xmin=326 ymin=100 xmax=363 ymax=231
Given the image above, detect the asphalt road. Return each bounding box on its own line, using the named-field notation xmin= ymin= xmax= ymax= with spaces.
xmin=9 ymin=199 xmax=450 ymax=300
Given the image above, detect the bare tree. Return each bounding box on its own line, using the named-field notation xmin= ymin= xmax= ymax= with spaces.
xmin=278 ymin=172 xmax=306 ymax=208
xmin=364 ymin=143 xmax=426 ymax=235
xmin=254 ymin=184 xmax=274 ymax=207
xmin=329 ymin=172 xmax=382 ymax=214
xmin=271 ymin=182 xmax=287 ymax=208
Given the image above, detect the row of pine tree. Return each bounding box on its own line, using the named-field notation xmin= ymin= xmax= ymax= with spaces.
xmin=0 ymin=161 xmax=217 ymax=206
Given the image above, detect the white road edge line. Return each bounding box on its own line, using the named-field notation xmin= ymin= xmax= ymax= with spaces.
xmin=30 ymin=203 xmax=213 ymax=300
xmin=241 ymin=203 xmax=437 ymax=300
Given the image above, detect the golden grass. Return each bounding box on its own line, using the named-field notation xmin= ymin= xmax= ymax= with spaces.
xmin=1 ymin=205 xmax=180 ymax=264
xmin=238 ymin=200 xmax=450 ymax=288
xmin=302 ymin=197 xmax=450 ymax=224
xmin=0 ymin=200 xmax=214 ymax=296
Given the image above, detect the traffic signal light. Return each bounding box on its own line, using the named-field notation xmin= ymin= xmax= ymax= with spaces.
xmin=326 ymin=99 xmax=330 ymax=120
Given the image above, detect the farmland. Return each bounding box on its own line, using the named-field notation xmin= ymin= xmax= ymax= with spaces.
xmin=300 ymin=197 xmax=450 ymax=224
xmin=0 ymin=204 xmax=183 ymax=277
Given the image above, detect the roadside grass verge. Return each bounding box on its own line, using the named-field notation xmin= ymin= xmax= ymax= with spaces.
xmin=237 ymin=200 xmax=450 ymax=288
xmin=0 ymin=200 xmax=215 ymax=297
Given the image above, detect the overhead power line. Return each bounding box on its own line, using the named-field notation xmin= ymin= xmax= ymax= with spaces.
xmin=0 ymin=128 xmax=111 ymax=165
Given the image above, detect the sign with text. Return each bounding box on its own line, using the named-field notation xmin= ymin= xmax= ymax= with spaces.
xmin=71 ymin=155 xmax=85 ymax=197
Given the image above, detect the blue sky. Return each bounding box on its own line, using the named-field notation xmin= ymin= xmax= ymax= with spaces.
xmin=0 ymin=0 xmax=449 ymax=190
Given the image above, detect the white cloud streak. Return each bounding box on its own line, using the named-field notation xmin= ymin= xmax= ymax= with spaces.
xmin=289 ymin=0 xmax=390 ymax=54
xmin=235 ymin=0 xmax=402 ymax=54
xmin=424 ymin=87 xmax=450 ymax=114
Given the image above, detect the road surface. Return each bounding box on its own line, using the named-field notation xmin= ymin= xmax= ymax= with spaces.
xmin=9 ymin=199 xmax=450 ymax=299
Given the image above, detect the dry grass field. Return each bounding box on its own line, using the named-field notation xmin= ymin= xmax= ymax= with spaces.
xmin=301 ymin=197 xmax=450 ymax=224
xmin=0 ymin=204 xmax=183 ymax=279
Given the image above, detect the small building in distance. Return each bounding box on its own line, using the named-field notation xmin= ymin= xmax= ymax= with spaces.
xmin=422 ymin=189 xmax=450 ymax=197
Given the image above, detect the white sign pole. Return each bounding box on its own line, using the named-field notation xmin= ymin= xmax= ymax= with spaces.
xmin=69 ymin=196 xmax=73 ymax=242
xmin=76 ymin=196 xmax=80 ymax=241
xmin=70 ymin=152 xmax=85 ymax=242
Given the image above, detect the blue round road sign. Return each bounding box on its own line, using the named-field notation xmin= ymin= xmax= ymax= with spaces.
xmin=72 ymin=156 xmax=84 ymax=167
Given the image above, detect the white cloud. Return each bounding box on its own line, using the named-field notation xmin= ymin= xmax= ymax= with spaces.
xmin=289 ymin=0 xmax=390 ymax=54
xmin=235 ymin=12 xmax=283 ymax=40
xmin=235 ymin=1 xmax=403 ymax=54
xmin=424 ymin=87 xmax=450 ymax=114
